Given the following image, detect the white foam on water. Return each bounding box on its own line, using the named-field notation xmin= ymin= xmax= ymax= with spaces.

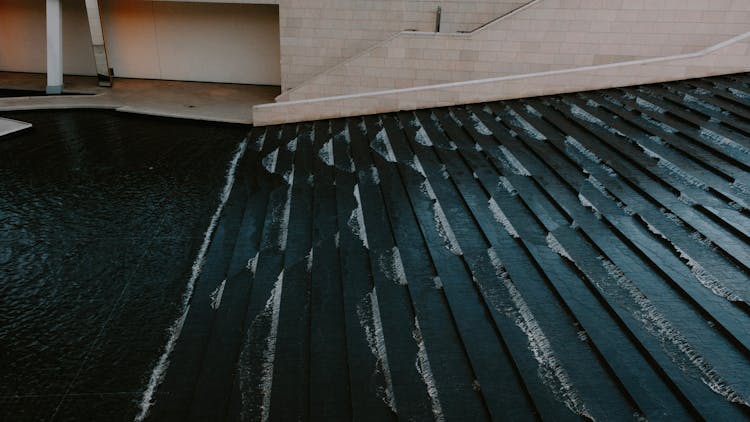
xmin=209 ymin=279 xmax=227 ymax=310
xmin=586 ymin=175 xmax=616 ymax=202
xmin=348 ymin=184 xmax=369 ymax=249
xmin=729 ymin=201 xmax=743 ymax=211
xmin=357 ymin=119 xmax=368 ymax=133
xmin=357 ymin=288 xmax=396 ymax=412
xmin=412 ymin=317 xmax=445 ymax=422
xmin=262 ymin=148 xmax=279 ymax=174
xmin=448 ymin=141 xmax=458 ymax=150
xmin=546 ymin=233 xmax=573 ymax=261
xmin=505 ymin=108 xmax=546 ymax=141
xmin=499 ymin=145 xmax=531 ymax=176
xmin=699 ymin=128 xmax=750 ymax=155
xmin=371 ymin=128 xmax=397 ymax=162
xmin=433 ymin=276 xmax=444 ymax=290
xmin=472 ymin=172 xmax=479 ymax=180
xmin=439 ymin=164 xmax=450 ymax=179
xmin=585 ymin=99 xmax=600 ymax=108
xmin=642 ymin=147 xmax=709 ymax=190
xmin=643 ymin=223 xmax=742 ymax=303
xmin=731 ymin=180 xmax=750 ymax=195
xmin=597 ymin=257 xmax=750 ymax=407
xmin=678 ymin=244 xmax=741 ymax=302
xmin=433 ymin=200 xmax=463 ymax=256
xmin=649 ymin=135 xmax=665 ymax=145
xmin=596 ymin=165 xmax=616 ymax=180
xmin=286 ymin=137 xmax=298 ymax=152
xmin=487 ymin=248 xmax=593 ymax=419
xmin=524 ymin=104 xmax=543 ymax=117
xmin=414 ymin=125 xmax=433 ymax=146
xmin=363 ymin=165 xmax=378 ymax=185
xmin=318 ymin=140 xmax=334 ymax=166
xmin=569 ymin=104 xmax=626 ymax=136
xmin=641 ymin=113 xmax=678 ymax=134
xmin=408 ymin=118 xmax=434 ymax=147
xmin=729 ymin=87 xmax=750 ymax=101
xmin=379 ymin=246 xmax=408 ymax=285
xmin=683 ymin=94 xmax=727 ymax=115
xmin=617 ymin=201 xmax=636 ymax=216
xmin=489 ymin=197 xmax=520 ymax=238
xmin=565 ymin=136 xmax=602 ymax=164
xmin=306 ymin=248 xmax=314 ymax=273
xmin=578 ymin=193 xmax=602 ymax=220
xmin=678 ymin=193 xmax=697 ymax=206
xmin=253 ymin=132 xmax=266 ymax=151
xmin=429 ymin=112 xmax=446 ymax=132
xmin=345 ymin=156 xmax=356 ymax=173
xmin=282 ymin=168 xmax=294 ymax=185
xmin=498 ymin=176 xmax=518 ymax=196
xmin=246 ymin=252 xmax=260 ymax=276
xmin=467 ymin=112 xmax=493 ymax=136
xmin=447 ymin=110 xmax=464 ymax=128
xmin=333 ymin=231 xmax=341 ymax=249
xmin=135 ymin=139 xmax=247 ymax=421
xmin=577 ymin=330 xmax=589 ymax=343
xmin=277 ymin=167 xmax=295 ymax=251
xmin=259 ymin=270 xmax=285 ymax=422
xmin=420 ymin=179 xmax=438 ymax=200
xmin=334 ymin=125 xmax=351 ymax=144
xmin=410 ymin=155 xmax=427 ymax=178
xmin=636 ymin=97 xmax=667 ymax=114
xmin=691 ymin=231 xmax=717 ymax=251
xmin=475 ymin=143 xmax=484 ymax=152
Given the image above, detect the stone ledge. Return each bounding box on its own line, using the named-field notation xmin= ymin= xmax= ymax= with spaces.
xmin=253 ymin=33 xmax=750 ymax=125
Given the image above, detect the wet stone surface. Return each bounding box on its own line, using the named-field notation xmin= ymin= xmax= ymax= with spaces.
xmin=150 ymin=73 xmax=750 ymax=422
xmin=0 ymin=110 xmax=247 ymax=421
xmin=5 ymin=73 xmax=750 ymax=421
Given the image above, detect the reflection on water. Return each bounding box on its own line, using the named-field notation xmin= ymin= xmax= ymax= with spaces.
xmin=0 ymin=110 xmax=247 ymax=420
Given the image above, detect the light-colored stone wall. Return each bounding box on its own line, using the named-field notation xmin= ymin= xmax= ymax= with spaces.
xmin=278 ymin=0 xmax=528 ymax=91
xmin=0 ymin=0 xmax=96 ymax=76
xmin=281 ymin=0 xmax=750 ymax=101
xmin=0 ymin=0 xmax=527 ymax=89
xmin=102 ymin=1 xmax=281 ymax=85
xmin=253 ymin=33 xmax=750 ymax=125
xmin=0 ymin=0 xmax=281 ymax=85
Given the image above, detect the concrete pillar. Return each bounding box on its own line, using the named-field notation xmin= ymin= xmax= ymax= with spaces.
xmin=45 ymin=0 xmax=63 ymax=94
xmin=84 ymin=0 xmax=113 ymax=87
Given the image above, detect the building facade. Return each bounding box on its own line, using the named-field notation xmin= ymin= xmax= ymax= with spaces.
xmin=1 ymin=0 xmax=749 ymax=123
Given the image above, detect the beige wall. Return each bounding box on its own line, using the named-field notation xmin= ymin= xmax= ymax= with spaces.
xmin=253 ymin=34 xmax=750 ymax=125
xmin=0 ymin=0 xmax=281 ymax=86
xmin=0 ymin=0 xmax=96 ymax=76
xmin=281 ymin=0 xmax=750 ymax=101
xmin=103 ymin=1 xmax=281 ymax=85
xmin=278 ymin=0 xmax=528 ymax=91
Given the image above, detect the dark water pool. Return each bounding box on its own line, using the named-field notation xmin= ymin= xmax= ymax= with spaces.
xmin=0 ymin=110 xmax=248 ymax=421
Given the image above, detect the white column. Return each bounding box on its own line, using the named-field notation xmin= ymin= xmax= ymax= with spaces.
xmin=46 ymin=0 xmax=63 ymax=94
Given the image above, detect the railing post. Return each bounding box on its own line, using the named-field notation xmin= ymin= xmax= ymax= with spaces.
xmin=435 ymin=6 xmax=442 ymax=33
xmin=85 ymin=0 xmax=113 ymax=87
